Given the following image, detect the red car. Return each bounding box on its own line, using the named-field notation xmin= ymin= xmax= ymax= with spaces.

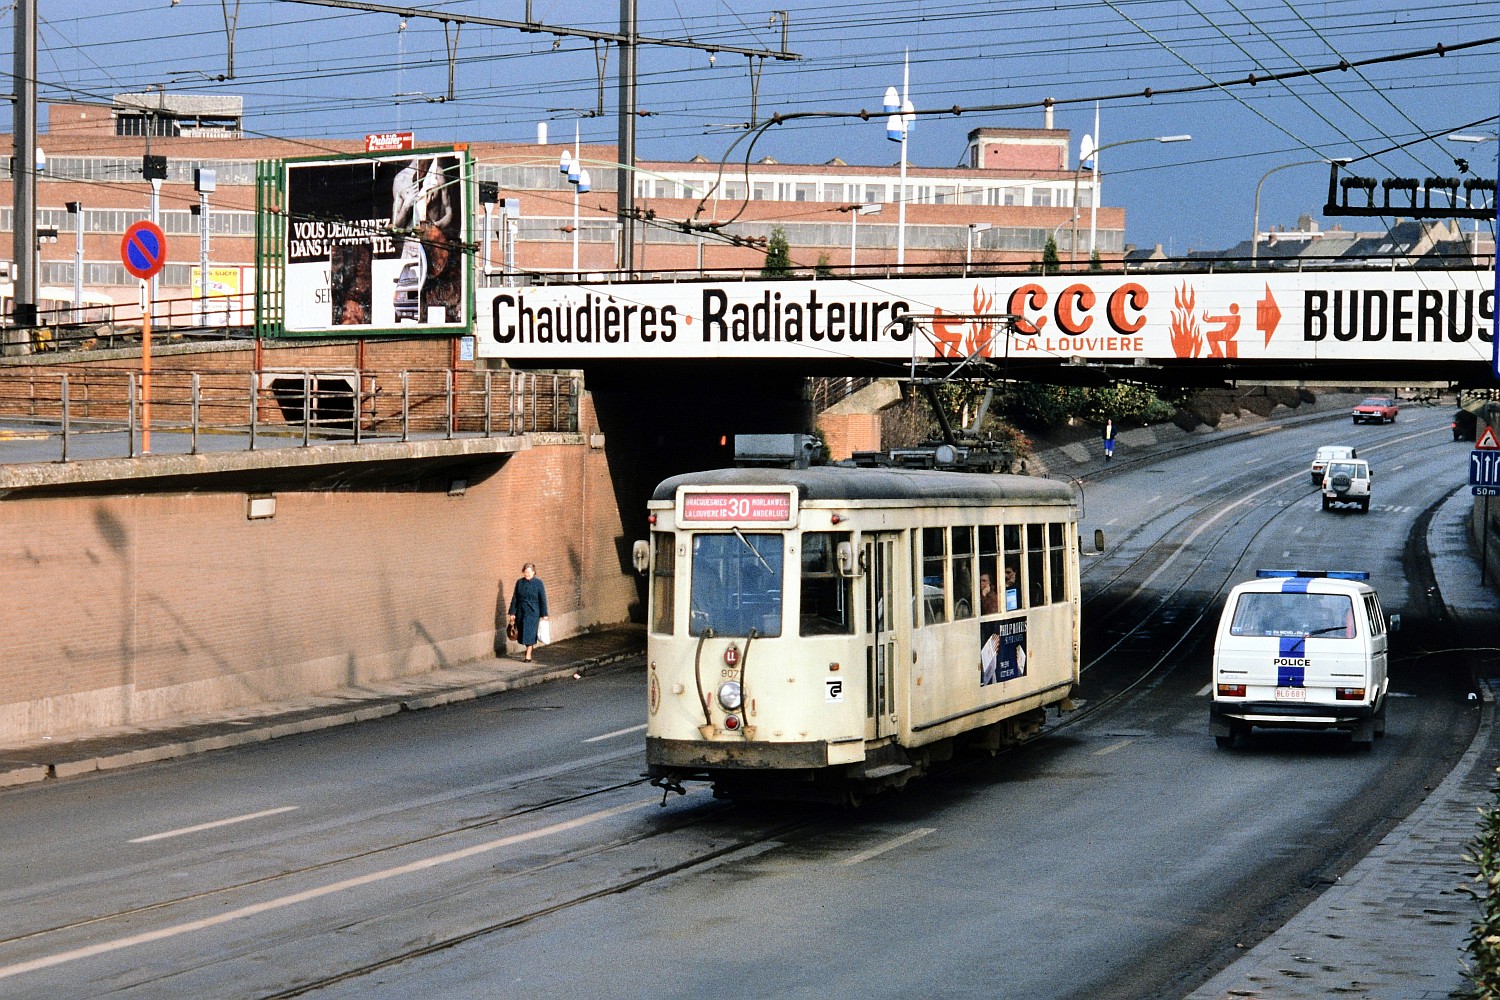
xmin=1352 ymin=396 xmax=1399 ymax=424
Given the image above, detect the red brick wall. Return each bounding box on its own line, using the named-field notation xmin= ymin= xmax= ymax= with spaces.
xmin=0 ymin=400 xmax=638 ymax=743
xmin=818 ymin=412 xmax=882 ymax=461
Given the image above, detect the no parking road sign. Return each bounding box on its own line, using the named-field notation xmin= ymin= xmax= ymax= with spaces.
xmin=120 ymin=220 xmax=167 ymax=280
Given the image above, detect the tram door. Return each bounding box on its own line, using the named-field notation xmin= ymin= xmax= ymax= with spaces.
xmin=863 ymin=533 xmax=900 ymax=739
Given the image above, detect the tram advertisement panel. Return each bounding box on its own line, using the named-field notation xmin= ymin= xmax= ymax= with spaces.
xmin=980 ymin=619 xmax=1027 ymax=687
xmin=281 ymin=149 xmax=471 ymax=336
xmin=477 ymin=271 xmax=1493 ymax=365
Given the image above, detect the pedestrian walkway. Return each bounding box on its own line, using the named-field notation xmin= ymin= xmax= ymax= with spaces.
xmin=0 ymin=623 xmax=644 ymax=788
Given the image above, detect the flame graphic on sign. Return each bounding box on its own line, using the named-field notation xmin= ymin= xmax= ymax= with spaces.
xmin=965 ymin=287 xmax=996 ymax=357
xmin=1170 ymin=283 xmax=1203 ymax=359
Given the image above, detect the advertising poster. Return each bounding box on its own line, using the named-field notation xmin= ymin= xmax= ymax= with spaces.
xmin=980 ymin=618 xmax=1027 ymax=687
xmin=283 ymin=150 xmax=469 ymax=335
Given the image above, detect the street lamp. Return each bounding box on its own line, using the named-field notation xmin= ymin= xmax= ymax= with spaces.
xmin=1072 ymin=134 xmax=1191 ymax=261
xmin=839 ymin=203 xmax=882 ymax=272
xmin=194 ymin=168 xmax=216 ymax=325
xmin=65 ymin=202 xmax=82 ymax=323
xmin=558 ymin=123 xmax=591 ymax=272
xmin=882 ymin=50 xmax=914 ymax=272
xmin=965 ymin=222 xmax=991 ymax=275
xmin=1252 ymin=158 xmax=1346 ymax=264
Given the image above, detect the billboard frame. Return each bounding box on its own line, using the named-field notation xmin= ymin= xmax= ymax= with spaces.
xmin=256 ymin=145 xmax=474 ymax=339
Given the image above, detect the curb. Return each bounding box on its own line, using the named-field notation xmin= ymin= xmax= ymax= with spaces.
xmin=0 ymin=644 xmax=644 ymax=790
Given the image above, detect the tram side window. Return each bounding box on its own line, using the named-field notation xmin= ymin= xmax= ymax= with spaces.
xmin=1026 ymin=524 xmax=1046 ymax=606
xmin=922 ymin=527 xmax=947 ymax=624
xmin=978 ymin=526 xmax=1001 ymax=616
xmin=650 ymin=533 xmax=675 ymax=635
xmin=1003 ymin=525 xmax=1023 ymax=611
xmin=689 ymin=533 xmax=784 ymax=638
xmin=1048 ymin=522 xmax=1067 ymax=604
xmin=952 ymin=526 xmax=975 ymax=620
xmin=800 ymin=532 xmax=853 ymax=636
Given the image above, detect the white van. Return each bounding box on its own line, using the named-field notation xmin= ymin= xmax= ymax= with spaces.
xmin=1210 ymin=570 xmax=1397 ymax=749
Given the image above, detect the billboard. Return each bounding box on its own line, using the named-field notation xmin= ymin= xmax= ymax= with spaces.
xmin=282 ymin=148 xmax=470 ymax=336
xmin=476 ymin=270 xmax=1494 ymax=367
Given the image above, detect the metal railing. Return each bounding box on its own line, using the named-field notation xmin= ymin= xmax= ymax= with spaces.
xmin=0 ymin=367 xmax=580 ymax=463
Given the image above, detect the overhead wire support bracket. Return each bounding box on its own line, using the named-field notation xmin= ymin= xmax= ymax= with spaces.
xmin=1323 ymin=160 xmax=1496 ymax=219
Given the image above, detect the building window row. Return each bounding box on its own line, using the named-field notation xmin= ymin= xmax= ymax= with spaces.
xmin=0 ymin=207 xmax=257 ymax=237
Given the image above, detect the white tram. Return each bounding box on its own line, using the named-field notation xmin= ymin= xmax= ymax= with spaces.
xmin=635 ymin=466 xmax=1081 ymax=801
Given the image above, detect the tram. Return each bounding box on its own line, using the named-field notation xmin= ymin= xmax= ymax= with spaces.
xmin=636 ymin=464 xmax=1081 ymax=802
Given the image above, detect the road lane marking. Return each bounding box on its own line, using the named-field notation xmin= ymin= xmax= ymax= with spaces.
xmin=1192 ymin=476 xmax=1209 ymax=483
xmin=1197 ymin=683 xmax=1213 ymax=697
xmin=1094 ymin=739 xmax=1133 ymax=756
xmin=129 ymin=807 xmax=299 ymax=844
xmin=1147 ymin=495 xmax=1161 ymax=506
xmin=840 ymin=827 xmax=935 ymax=866
xmin=0 ymin=800 xmax=653 ymax=981
xmin=584 ymin=723 xmax=646 ymax=743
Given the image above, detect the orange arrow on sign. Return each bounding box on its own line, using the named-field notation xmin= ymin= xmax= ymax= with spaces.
xmin=1256 ymin=284 xmax=1281 ymax=347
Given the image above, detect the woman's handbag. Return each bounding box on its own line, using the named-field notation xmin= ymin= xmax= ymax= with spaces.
xmin=506 ymin=620 xmax=519 ymax=642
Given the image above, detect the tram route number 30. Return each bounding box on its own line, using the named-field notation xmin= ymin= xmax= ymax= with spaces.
xmin=825 ymin=678 xmax=844 ymax=703
xmin=681 ymin=492 xmax=792 ymax=522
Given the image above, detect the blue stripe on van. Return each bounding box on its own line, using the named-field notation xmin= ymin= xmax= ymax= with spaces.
xmin=1278 ymin=635 xmax=1305 ymax=687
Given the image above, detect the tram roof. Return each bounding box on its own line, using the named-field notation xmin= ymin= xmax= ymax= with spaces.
xmin=651 ymin=466 xmax=1076 ymax=506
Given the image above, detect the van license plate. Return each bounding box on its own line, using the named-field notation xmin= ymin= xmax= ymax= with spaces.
xmin=1275 ymin=687 xmax=1307 ymax=702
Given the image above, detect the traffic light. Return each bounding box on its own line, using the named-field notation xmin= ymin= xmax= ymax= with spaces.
xmin=142 ymin=155 xmax=168 ymax=180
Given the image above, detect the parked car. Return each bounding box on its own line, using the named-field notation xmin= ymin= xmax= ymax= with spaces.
xmin=1310 ymin=445 xmax=1357 ymax=485
xmin=1322 ymin=458 xmax=1372 ymax=512
xmin=1352 ymin=396 xmax=1399 ymax=424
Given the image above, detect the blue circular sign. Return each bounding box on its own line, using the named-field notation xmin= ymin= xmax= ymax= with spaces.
xmin=121 ymin=220 xmax=167 ymax=280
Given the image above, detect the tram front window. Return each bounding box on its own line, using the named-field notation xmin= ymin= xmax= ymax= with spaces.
xmin=690 ymin=532 xmax=784 ymax=637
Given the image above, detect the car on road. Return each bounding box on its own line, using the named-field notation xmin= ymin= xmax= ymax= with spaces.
xmin=1352 ymin=396 xmax=1399 ymax=424
xmin=1321 ymin=458 xmax=1372 ymax=512
xmin=1310 ymin=445 xmax=1357 ymax=484
xmin=1453 ymin=407 xmax=1479 ymax=441
xmin=1211 ymin=569 xmax=1396 ymax=750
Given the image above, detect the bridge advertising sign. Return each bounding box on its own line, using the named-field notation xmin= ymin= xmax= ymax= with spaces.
xmin=475 ymin=271 xmax=1493 ymax=369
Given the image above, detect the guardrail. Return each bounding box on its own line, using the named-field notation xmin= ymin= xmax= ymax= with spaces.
xmin=0 ymin=367 xmax=580 ymax=462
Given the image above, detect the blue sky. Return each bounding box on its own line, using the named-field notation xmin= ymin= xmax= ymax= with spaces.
xmin=27 ymin=0 xmax=1500 ymax=253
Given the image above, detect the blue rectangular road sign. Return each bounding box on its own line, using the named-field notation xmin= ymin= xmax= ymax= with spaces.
xmin=1471 ymin=450 xmax=1500 ymax=488
xmin=1475 ymin=486 xmax=1500 ymax=497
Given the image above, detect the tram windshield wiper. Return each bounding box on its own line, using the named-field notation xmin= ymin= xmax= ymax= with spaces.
xmin=732 ymin=526 xmax=775 ymax=575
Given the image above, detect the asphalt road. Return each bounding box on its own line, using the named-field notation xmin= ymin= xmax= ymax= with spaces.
xmin=0 ymin=403 xmax=1476 ymax=999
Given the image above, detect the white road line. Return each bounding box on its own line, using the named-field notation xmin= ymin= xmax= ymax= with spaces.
xmin=840 ymin=827 xmax=936 ymax=866
xmin=3 ymin=800 xmax=653 ymax=981
xmin=1196 ymin=683 xmax=1213 ymax=697
xmin=129 ymin=807 xmax=300 ymax=844
xmin=1294 ymin=526 xmax=1304 ymax=535
xmin=1389 ymin=464 xmax=1404 ymax=472
xmin=1282 ymin=551 xmax=1290 ymax=559
xmin=584 ymin=723 xmax=646 ymax=743
xmin=1146 ymin=495 xmax=1162 ymax=506
xmin=1093 ymin=739 xmax=1133 ymax=756
xmin=1192 ymin=476 xmax=1209 ymax=483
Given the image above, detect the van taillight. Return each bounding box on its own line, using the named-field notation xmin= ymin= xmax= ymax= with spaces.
xmin=1336 ymin=687 xmax=1366 ymax=700
xmin=1217 ymin=684 xmax=1246 ymax=697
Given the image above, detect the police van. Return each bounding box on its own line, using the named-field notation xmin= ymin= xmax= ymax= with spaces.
xmin=1210 ymin=570 xmax=1397 ymax=749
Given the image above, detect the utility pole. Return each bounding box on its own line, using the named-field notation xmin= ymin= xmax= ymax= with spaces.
xmin=618 ymin=0 xmax=637 ymax=275
xmin=10 ymin=0 xmax=38 ymax=348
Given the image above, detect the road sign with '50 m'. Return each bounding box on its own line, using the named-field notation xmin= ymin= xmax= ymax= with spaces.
xmin=1470 ymin=450 xmax=1500 ymax=488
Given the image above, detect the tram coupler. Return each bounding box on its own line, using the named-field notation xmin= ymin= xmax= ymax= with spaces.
xmin=650 ymin=774 xmax=688 ymax=806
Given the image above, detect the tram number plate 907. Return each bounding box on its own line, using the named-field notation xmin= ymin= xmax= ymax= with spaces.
xmin=1274 ymin=687 xmax=1306 ymax=702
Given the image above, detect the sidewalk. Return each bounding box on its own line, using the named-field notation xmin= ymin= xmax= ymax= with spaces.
xmin=0 ymin=623 xmax=644 ymax=788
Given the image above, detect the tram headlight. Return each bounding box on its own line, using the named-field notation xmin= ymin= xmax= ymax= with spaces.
xmin=717 ymin=680 xmax=743 ymax=711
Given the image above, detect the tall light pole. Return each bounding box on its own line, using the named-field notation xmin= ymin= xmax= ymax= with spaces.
xmin=558 ymin=124 xmax=591 ymax=273
xmin=1074 ymin=133 xmax=1191 ymax=260
xmin=66 ymin=201 xmax=82 ymax=323
xmin=966 ymin=222 xmax=991 ymax=275
xmin=882 ymin=50 xmax=914 ymax=272
xmin=840 ymin=203 xmax=881 ymax=272
xmin=1252 ymin=158 xmax=1344 ymax=264
xmin=194 ymin=168 xmax=216 ymax=326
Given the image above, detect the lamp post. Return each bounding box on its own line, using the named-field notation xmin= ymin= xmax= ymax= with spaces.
xmin=1448 ymin=135 xmax=1496 ymax=259
xmin=558 ymin=123 xmax=591 ymax=272
xmin=882 ymin=50 xmax=914 ymax=272
xmin=965 ymin=222 xmax=991 ymax=275
xmin=841 ymin=203 xmax=882 ymax=272
xmin=194 ymin=168 xmax=215 ymax=326
xmin=1252 ymin=158 xmax=1344 ymax=264
xmin=34 ymin=226 xmax=56 ymax=316
xmin=1073 ymin=133 xmax=1191 ymax=261
xmin=65 ymin=201 xmax=82 ymax=323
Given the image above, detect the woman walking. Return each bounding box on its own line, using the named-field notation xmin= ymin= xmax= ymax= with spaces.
xmin=507 ymin=562 xmax=549 ymax=663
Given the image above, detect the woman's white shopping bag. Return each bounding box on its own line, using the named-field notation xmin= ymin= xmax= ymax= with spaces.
xmin=536 ymin=619 xmax=551 ymax=645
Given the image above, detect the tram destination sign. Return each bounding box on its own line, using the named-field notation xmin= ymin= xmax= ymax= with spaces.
xmin=678 ymin=489 xmax=796 ymax=527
